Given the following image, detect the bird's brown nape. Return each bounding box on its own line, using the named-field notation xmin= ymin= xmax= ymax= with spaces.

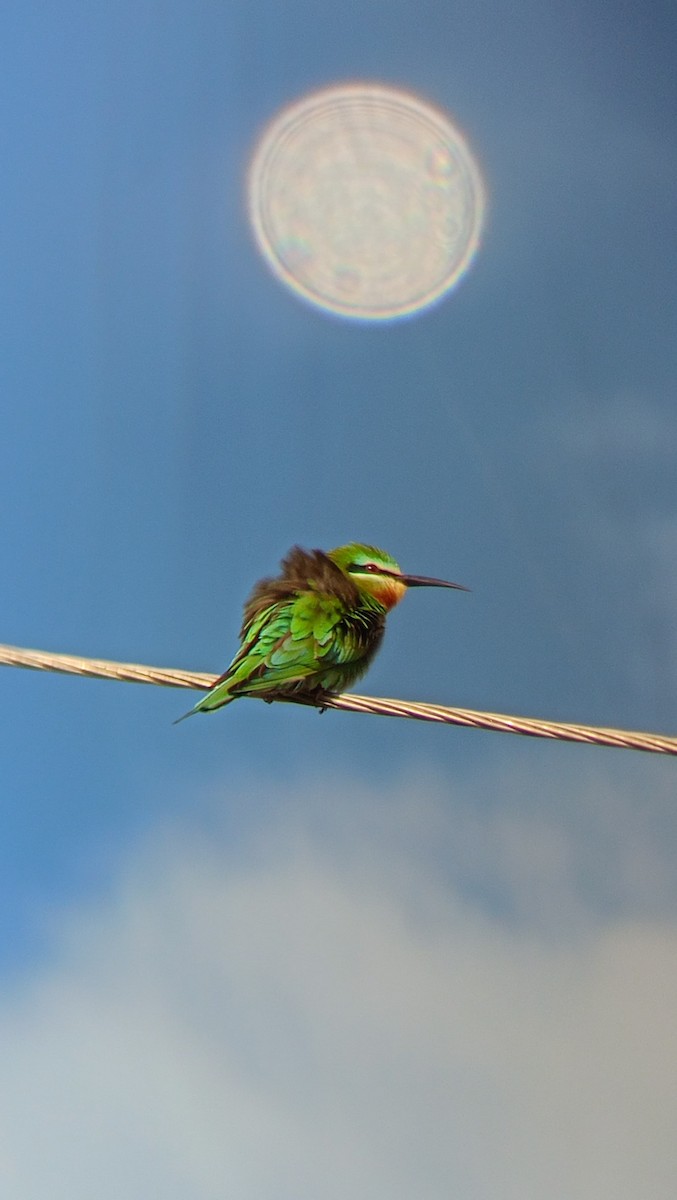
xmin=240 ymin=545 xmax=360 ymax=634
xmin=280 ymin=547 xmax=363 ymax=605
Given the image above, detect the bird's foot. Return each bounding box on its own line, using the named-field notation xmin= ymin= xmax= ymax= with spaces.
xmin=315 ymin=689 xmax=336 ymax=714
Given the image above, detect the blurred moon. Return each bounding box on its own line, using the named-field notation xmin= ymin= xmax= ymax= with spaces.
xmin=247 ymin=82 xmax=486 ymax=321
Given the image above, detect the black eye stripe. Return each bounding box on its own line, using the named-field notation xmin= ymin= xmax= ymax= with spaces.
xmin=349 ymin=562 xmax=380 ymax=573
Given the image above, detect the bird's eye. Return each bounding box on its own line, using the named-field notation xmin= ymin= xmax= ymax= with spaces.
xmin=348 ymin=562 xmax=379 ymax=574
xmin=361 ymin=563 xmax=380 ymax=573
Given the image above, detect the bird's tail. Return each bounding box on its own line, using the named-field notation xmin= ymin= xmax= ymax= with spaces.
xmin=173 ymin=680 xmax=234 ymax=724
xmin=173 ymin=704 xmax=199 ymax=725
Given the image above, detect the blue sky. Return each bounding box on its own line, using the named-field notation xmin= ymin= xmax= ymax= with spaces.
xmin=1 ymin=1 xmax=677 ymax=1195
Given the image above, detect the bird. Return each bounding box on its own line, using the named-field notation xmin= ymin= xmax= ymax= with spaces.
xmin=175 ymin=542 xmax=467 ymax=721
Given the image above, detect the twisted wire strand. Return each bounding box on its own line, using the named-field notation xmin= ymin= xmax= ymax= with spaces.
xmin=1 ymin=641 xmax=676 ymax=757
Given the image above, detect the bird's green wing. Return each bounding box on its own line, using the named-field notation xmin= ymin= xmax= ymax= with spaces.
xmin=192 ymin=589 xmax=363 ymax=713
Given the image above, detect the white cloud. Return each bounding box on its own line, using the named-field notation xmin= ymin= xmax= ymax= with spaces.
xmin=0 ymin=762 xmax=676 ymax=1199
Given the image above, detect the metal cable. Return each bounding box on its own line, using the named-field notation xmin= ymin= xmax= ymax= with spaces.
xmin=1 ymin=641 xmax=675 ymax=756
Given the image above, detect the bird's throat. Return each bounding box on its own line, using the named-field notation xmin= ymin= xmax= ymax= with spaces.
xmin=365 ymin=576 xmax=407 ymax=610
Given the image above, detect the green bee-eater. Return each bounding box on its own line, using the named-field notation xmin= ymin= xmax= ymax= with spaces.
xmin=176 ymin=543 xmax=467 ymax=721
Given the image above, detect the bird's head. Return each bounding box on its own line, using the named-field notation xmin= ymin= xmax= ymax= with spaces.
xmin=327 ymin=543 xmax=468 ymax=611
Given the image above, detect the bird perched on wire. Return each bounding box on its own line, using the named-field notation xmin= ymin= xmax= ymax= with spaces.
xmin=176 ymin=542 xmax=467 ymax=721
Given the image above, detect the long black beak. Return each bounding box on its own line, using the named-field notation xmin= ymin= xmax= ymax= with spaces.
xmin=401 ymin=573 xmax=469 ymax=592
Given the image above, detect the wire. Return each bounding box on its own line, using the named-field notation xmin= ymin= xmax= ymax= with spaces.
xmin=2 ymin=641 xmax=675 ymax=757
